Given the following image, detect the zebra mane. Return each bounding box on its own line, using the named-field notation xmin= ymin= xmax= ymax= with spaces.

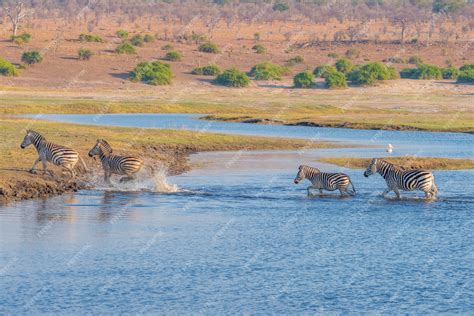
xmin=26 ymin=129 xmax=45 ymax=140
xmin=378 ymin=159 xmax=405 ymax=171
xmin=300 ymin=165 xmax=320 ymax=172
xmin=97 ymin=139 xmax=113 ymax=154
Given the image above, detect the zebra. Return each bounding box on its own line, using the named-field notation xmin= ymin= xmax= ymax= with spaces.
xmin=20 ymin=129 xmax=87 ymax=178
xmin=363 ymin=158 xmax=437 ymax=199
xmin=88 ymin=139 xmax=153 ymax=184
xmin=294 ymin=165 xmax=356 ymax=197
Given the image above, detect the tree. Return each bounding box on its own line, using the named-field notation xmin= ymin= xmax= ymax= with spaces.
xmin=5 ymin=0 xmax=28 ymax=36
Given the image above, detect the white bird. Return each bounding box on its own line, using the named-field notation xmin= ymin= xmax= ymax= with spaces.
xmin=386 ymin=143 xmax=393 ymax=153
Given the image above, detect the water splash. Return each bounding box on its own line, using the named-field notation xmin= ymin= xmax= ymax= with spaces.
xmin=88 ymin=166 xmax=180 ymax=193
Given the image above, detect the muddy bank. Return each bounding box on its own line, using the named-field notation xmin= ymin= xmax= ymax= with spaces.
xmin=318 ymin=157 xmax=474 ymax=170
xmin=201 ymin=115 xmax=474 ymax=134
xmin=0 ymin=144 xmax=191 ymax=204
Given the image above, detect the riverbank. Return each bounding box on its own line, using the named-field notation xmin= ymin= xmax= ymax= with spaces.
xmin=0 ymin=117 xmax=333 ymax=202
xmin=0 ymin=78 xmax=472 ymax=133
xmin=318 ymin=157 xmax=474 ymax=170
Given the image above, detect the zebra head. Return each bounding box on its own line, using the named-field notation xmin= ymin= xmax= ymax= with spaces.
xmin=364 ymin=158 xmax=378 ymax=177
xmin=20 ymin=129 xmax=37 ymax=149
xmin=294 ymin=165 xmax=319 ymax=184
xmin=89 ymin=139 xmax=113 ymax=157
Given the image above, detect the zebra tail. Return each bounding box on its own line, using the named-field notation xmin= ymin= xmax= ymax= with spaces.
xmin=349 ymin=180 xmax=356 ymax=196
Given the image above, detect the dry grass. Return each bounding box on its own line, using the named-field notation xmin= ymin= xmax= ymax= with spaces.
xmin=319 ymin=157 xmax=474 ymax=170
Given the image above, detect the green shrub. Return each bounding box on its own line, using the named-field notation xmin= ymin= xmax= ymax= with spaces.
xmin=327 ymin=52 xmax=338 ymax=58
xmin=400 ymin=68 xmax=419 ymax=79
xmin=457 ymin=69 xmax=474 ymax=84
xmin=442 ymin=66 xmax=460 ymax=79
xmin=213 ymin=67 xmax=250 ymax=87
xmin=115 ymin=42 xmax=136 ymax=54
xmin=130 ymin=35 xmax=144 ymax=47
xmin=335 ymin=58 xmax=353 ymax=74
xmin=161 ymin=44 xmax=173 ymax=50
xmin=325 ymin=71 xmax=347 ymax=89
xmin=144 ymin=34 xmax=155 ymax=43
xmin=198 ymin=42 xmax=220 ymax=54
xmin=408 ymin=55 xmax=423 ymax=65
xmin=417 ymin=64 xmax=442 ymax=79
xmin=129 ymin=61 xmax=172 ymax=85
xmin=79 ymin=33 xmax=104 ymax=43
xmin=78 ymin=48 xmax=93 ymax=60
xmin=387 ymin=66 xmax=400 ymax=80
xmin=345 ymin=48 xmax=360 ymax=59
xmin=252 ymin=44 xmax=267 ymax=54
xmin=11 ymin=32 xmax=31 ymax=44
xmin=313 ymin=65 xmax=337 ymax=78
xmin=273 ymin=1 xmax=289 ymax=11
xmin=165 ymin=51 xmax=182 ymax=61
xmin=248 ymin=62 xmax=289 ymax=80
xmin=191 ymin=64 xmax=221 ymax=76
xmin=286 ymin=55 xmax=304 ymax=66
xmin=0 ymin=57 xmax=18 ymax=76
xmin=116 ymin=30 xmax=129 ymax=40
xmin=293 ymin=70 xmax=314 ymax=88
xmin=21 ymin=50 xmax=43 ymax=65
xmin=459 ymin=64 xmax=474 ymax=71
xmin=349 ymin=62 xmax=392 ymax=85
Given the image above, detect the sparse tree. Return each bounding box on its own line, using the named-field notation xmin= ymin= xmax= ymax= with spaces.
xmin=5 ymin=0 xmax=29 ymax=36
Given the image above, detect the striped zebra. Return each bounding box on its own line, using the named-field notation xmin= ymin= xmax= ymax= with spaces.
xmin=294 ymin=165 xmax=356 ymax=197
xmin=88 ymin=139 xmax=152 ymax=184
xmin=363 ymin=158 xmax=437 ymax=199
xmin=20 ymin=129 xmax=86 ymax=178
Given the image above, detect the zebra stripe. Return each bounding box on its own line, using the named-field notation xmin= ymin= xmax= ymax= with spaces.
xmin=294 ymin=165 xmax=356 ymax=196
xmin=20 ymin=130 xmax=79 ymax=177
xmin=363 ymin=158 xmax=437 ymax=199
xmin=88 ymin=139 xmax=143 ymax=184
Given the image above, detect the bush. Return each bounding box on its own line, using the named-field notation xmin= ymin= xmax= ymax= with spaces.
xmin=286 ymin=55 xmax=304 ymax=66
xmin=387 ymin=66 xmax=400 ymax=80
xmin=273 ymin=1 xmax=289 ymax=11
xmin=248 ymin=62 xmax=289 ymax=80
xmin=457 ymin=69 xmax=474 ymax=84
xmin=327 ymin=52 xmax=338 ymax=58
xmin=129 ymin=61 xmax=172 ymax=85
xmin=115 ymin=42 xmax=136 ymax=54
xmin=345 ymin=48 xmax=360 ymax=59
xmin=198 ymin=42 xmax=220 ymax=54
xmin=313 ymin=64 xmax=337 ymax=78
xmin=252 ymin=44 xmax=267 ymax=54
xmin=116 ymin=30 xmax=128 ymax=40
xmin=417 ymin=64 xmax=442 ymax=79
xmin=442 ymin=66 xmax=460 ymax=79
xmin=79 ymin=34 xmax=104 ymax=43
xmin=408 ymin=55 xmax=423 ymax=65
xmin=335 ymin=58 xmax=353 ymax=74
xmin=78 ymin=48 xmax=93 ymax=60
xmin=144 ymin=34 xmax=155 ymax=43
xmin=325 ymin=71 xmax=347 ymax=89
xmin=400 ymin=68 xmax=419 ymax=79
xmin=213 ymin=67 xmax=250 ymax=87
xmin=11 ymin=32 xmax=31 ymax=44
xmin=21 ymin=50 xmax=43 ymax=65
xmin=293 ymin=70 xmax=314 ymax=88
xmin=161 ymin=44 xmax=173 ymax=50
xmin=191 ymin=64 xmax=221 ymax=76
xmin=349 ymin=62 xmax=392 ymax=85
xmin=0 ymin=57 xmax=18 ymax=76
xmin=459 ymin=64 xmax=474 ymax=71
xmin=165 ymin=51 xmax=182 ymax=61
xmin=130 ymin=35 xmax=144 ymax=47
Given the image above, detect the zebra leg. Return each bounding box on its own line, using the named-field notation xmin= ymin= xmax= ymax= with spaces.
xmin=41 ymin=159 xmax=54 ymax=177
xmin=104 ymin=171 xmax=112 ymax=185
xmin=381 ymin=189 xmax=391 ymax=198
xmin=64 ymin=165 xmax=75 ymax=179
xmin=29 ymin=158 xmax=41 ymax=174
xmin=319 ymin=188 xmax=323 ymax=195
xmin=393 ymin=188 xmax=401 ymax=199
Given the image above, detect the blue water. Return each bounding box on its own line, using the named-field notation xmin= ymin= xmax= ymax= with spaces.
xmin=2 ymin=114 xmax=473 ymax=313
xmin=30 ymin=113 xmax=474 ymax=158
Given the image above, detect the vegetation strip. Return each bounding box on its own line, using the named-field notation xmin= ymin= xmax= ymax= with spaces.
xmin=318 ymin=157 xmax=474 ymax=170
